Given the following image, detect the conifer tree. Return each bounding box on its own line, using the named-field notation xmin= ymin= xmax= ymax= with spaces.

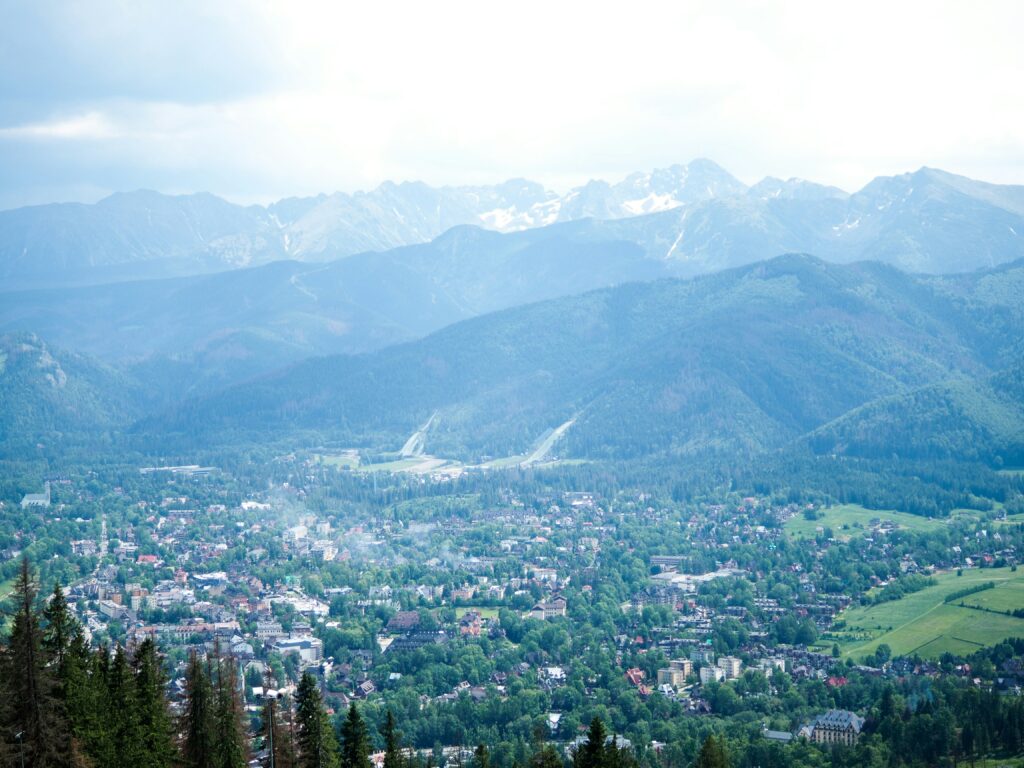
xmin=78 ymin=645 xmax=116 ymax=766
xmin=42 ymin=582 xmax=79 ymax=676
xmin=214 ymin=655 xmax=249 ymax=768
xmin=296 ymin=672 xmax=340 ymax=768
xmin=262 ymin=689 xmax=297 ymax=768
xmin=381 ymin=709 xmax=404 ymax=768
xmin=109 ymin=644 xmax=144 ymax=766
xmin=573 ymin=718 xmax=606 ymax=768
xmin=0 ymin=558 xmax=79 ymax=767
xmin=183 ymin=651 xmax=217 ymax=768
xmin=133 ymin=638 xmax=177 ymax=768
xmin=340 ymin=704 xmax=372 ymax=768
xmin=529 ymin=745 xmax=564 ymax=768
xmin=473 ymin=744 xmax=490 ymax=768
xmin=694 ymin=735 xmax=729 ymax=768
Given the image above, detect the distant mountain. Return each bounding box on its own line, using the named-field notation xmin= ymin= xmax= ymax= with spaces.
xmin=0 ymin=223 xmax=666 ymax=396
xmin=141 ymin=256 xmax=1024 ymax=462
xmin=3 ymin=162 xmax=1023 ymax=288
xmin=806 ymin=359 xmax=1024 ymax=466
xmin=0 ymin=333 xmax=141 ymax=456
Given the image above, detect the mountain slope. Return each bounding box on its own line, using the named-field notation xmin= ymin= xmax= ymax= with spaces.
xmin=806 ymin=364 xmax=1024 ymax=465
xmin=0 ymin=224 xmax=663 ymax=396
xmin=4 ymin=162 xmax=1023 ymax=288
xmin=142 ymin=256 xmax=1024 ymax=461
xmin=0 ymin=333 xmax=142 ymax=456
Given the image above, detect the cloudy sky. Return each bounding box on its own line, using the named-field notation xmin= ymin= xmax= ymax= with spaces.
xmin=1 ymin=0 xmax=1022 ymax=209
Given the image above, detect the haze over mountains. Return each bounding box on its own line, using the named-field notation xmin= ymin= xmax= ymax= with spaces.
xmin=139 ymin=255 xmax=1024 ymax=464
xmin=2 ymin=160 xmax=1023 ymax=288
xmin=2 ymin=159 xmax=1023 ymax=470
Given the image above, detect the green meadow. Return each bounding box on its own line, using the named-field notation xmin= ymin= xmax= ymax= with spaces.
xmin=829 ymin=567 xmax=1024 ymax=660
xmin=784 ymin=503 xmax=946 ymax=540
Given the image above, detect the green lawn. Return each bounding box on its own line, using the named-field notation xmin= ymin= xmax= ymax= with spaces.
xmin=959 ymin=579 xmax=1024 ymax=613
xmin=784 ymin=503 xmax=945 ymax=540
xmin=317 ymin=451 xmax=360 ymax=469
xmin=357 ymin=458 xmax=425 ymax=473
xmin=481 ymin=455 xmax=528 ymax=469
xmin=455 ymin=606 xmax=500 ymax=620
xmin=829 ymin=567 xmax=1024 ymax=660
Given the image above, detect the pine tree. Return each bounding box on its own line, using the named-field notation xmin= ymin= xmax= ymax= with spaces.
xmin=694 ymin=735 xmax=729 ymax=768
xmin=183 ymin=651 xmax=217 ymax=768
xmin=214 ymin=655 xmax=249 ymax=768
xmin=109 ymin=645 xmax=144 ymax=766
xmin=133 ymin=638 xmax=177 ymax=768
xmin=0 ymin=558 xmax=79 ymax=767
xmin=262 ymin=688 xmax=298 ymax=768
xmin=473 ymin=745 xmax=490 ymax=768
xmin=42 ymin=582 xmax=80 ymax=677
xmin=574 ymin=718 xmax=606 ymax=768
xmin=340 ymin=704 xmax=372 ymax=768
xmin=80 ymin=645 xmax=117 ymax=767
xmin=296 ymin=672 xmax=340 ymax=768
xmin=381 ymin=709 xmax=404 ymax=768
xmin=529 ymin=745 xmax=564 ymax=768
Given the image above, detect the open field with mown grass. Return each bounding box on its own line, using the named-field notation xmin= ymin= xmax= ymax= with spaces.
xmin=455 ymin=606 xmax=501 ymax=620
xmin=958 ymin=578 xmax=1024 ymax=613
xmin=784 ymin=503 xmax=947 ymax=540
xmin=827 ymin=566 xmax=1024 ymax=660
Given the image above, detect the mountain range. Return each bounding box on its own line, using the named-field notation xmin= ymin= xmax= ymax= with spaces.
xmin=136 ymin=255 xmax=1024 ymax=465
xmin=3 ymin=161 xmax=1024 ymax=288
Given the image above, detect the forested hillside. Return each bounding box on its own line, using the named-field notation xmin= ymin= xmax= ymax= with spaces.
xmin=142 ymin=256 xmax=1024 ymax=463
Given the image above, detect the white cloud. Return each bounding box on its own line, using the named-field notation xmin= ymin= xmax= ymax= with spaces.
xmin=0 ymin=0 xmax=1022 ymax=204
xmin=0 ymin=112 xmax=120 ymax=140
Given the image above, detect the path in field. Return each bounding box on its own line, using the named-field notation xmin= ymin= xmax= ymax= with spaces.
xmin=521 ymin=417 xmax=576 ymax=466
xmin=400 ymin=411 xmax=438 ymax=457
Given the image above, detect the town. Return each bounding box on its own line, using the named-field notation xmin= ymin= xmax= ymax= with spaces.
xmin=3 ymin=452 xmax=1023 ymax=766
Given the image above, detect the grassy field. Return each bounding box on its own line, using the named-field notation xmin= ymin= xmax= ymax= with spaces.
xmin=481 ymin=455 xmax=528 ymax=469
xmin=784 ymin=503 xmax=946 ymax=540
xmin=455 ymin=606 xmax=500 ymax=620
xmin=830 ymin=567 xmax=1024 ymax=660
xmin=317 ymin=451 xmax=360 ymax=469
xmin=959 ymin=578 xmax=1024 ymax=613
xmin=357 ymin=458 xmax=427 ymax=473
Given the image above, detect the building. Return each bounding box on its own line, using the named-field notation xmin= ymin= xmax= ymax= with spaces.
xmin=256 ymin=620 xmax=285 ymax=641
xmin=669 ymin=658 xmax=693 ymax=676
xmin=20 ymin=482 xmax=51 ymax=509
xmin=719 ymin=656 xmax=743 ymax=679
xmin=270 ymin=636 xmax=324 ymax=666
xmin=529 ymin=598 xmax=567 ymax=620
xmin=800 ymin=710 xmax=865 ymax=746
xmin=699 ymin=666 xmax=725 ymax=685
xmin=459 ymin=611 xmax=482 ymax=637
xmin=657 ymin=667 xmax=688 ymax=687
xmin=388 ymin=611 xmax=421 ymax=632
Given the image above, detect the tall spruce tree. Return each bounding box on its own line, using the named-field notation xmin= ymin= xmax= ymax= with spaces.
xmin=42 ymin=583 xmax=79 ymax=677
xmin=133 ymin=638 xmax=177 ymax=768
xmin=0 ymin=558 xmax=79 ymax=767
xmin=574 ymin=718 xmax=607 ymax=768
xmin=473 ymin=745 xmax=490 ymax=768
xmin=295 ymin=672 xmax=340 ymax=768
xmin=339 ymin=704 xmax=371 ymax=768
xmin=262 ymin=688 xmax=297 ymax=768
xmin=529 ymin=745 xmax=564 ymax=768
xmin=214 ymin=655 xmax=249 ymax=768
xmin=108 ymin=645 xmax=144 ymax=766
xmin=183 ymin=651 xmax=217 ymax=768
xmin=381 ymin=709 xmax=404 ymax=768
xmin=694 ymin=735 xmax=729 ymax=768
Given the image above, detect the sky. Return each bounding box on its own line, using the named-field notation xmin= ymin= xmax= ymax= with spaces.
xmin=1 ymin=0 xmax=1022 ymax=210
